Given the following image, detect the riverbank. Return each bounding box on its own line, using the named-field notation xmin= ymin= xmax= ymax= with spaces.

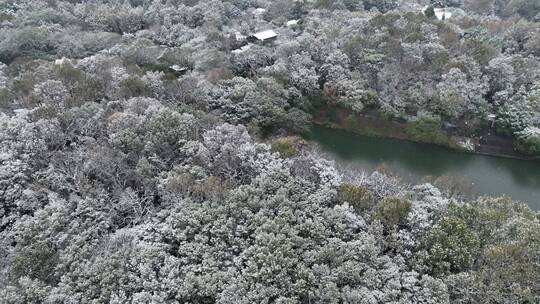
xmin=314 ymin=106 xmax=537 ymax=161
xmin=310 ymin=125 xmax=540 ymax=210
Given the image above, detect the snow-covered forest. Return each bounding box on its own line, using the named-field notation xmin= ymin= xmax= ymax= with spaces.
xmin=0 ymin=0 xmax=539 ymax=303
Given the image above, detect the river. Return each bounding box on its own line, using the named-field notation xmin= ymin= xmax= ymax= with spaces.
xmin=311 ymin=125 xmax=540 ymax=210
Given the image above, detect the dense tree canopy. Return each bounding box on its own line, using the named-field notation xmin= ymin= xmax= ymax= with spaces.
xmin=0 ymin=0 xmax=539 ymax=303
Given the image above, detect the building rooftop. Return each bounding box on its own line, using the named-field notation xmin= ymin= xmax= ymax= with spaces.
xmin=423 ymin=6 xmax=453 ymax=20
xmin=170 ymin=65 xmax=188 ymax=72
xmin=286 ymin=20 xmax=299 ymax=27
xmin=55 ymin=57 xmax=72 ymax=65
xmin=252 ymin=29 xmax=277 ymax=41
xmin=434 ymin=8 xmax=452 ymax=20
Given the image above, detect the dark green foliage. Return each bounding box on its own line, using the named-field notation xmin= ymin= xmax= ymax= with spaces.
xmin=363 ymin=0 xmax=399 ymax=12
xmin=436 ymin=198 xmax=540 ymax=301
xmin=420 ymin=216 xmax=480 ymax=275
xmin=372 ymin=197 xmax=412 ymax=229
xmin=338 ymin=183 xmax=375 ymax=212
xmin=444 ymin=202 xmax=505 ymax=246
xmin=515 ymin=128 xmax=540 ymax=156
xmin=425 ymin=6 xmax=436 ymax=18
xmin=463 ymin=27 xmax=501 ymax=65
xmin=518 ymin=137 xmax=540 ymax=156
xmin=0 ymin=27 xmax=53 ymax=63
xmin=11 ymin=242 xmax=60 ymax=285
xmin=0 ymin=89 xmax=11 ymax=110
xmin=118 ymin=76 xmax=151 ymax=99
xmin=282 ymin=108 xmax=312 ymax=134
xmin=344 ymin=114 xmax=358 ymax=129
xmin=271 ymin=136 xmax=303 ymax=157
xmin=464 ymin=0 xmax=495 ymax=14
xmin=508 ymin=0 xmax=540 ymax=20
xmin=406 ymin=115 xmax=451 ymax=146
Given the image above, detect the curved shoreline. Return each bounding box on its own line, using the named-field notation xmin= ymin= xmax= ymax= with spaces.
xmin=313 ymin=107 xmax=538 ymax=161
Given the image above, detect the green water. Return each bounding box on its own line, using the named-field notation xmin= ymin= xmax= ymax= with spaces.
xmin=311 ymin=125 xmax=540 ymax=210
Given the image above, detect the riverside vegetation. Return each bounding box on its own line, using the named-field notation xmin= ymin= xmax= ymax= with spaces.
xmin=0 ymin=0 xmax=539 ymax=303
